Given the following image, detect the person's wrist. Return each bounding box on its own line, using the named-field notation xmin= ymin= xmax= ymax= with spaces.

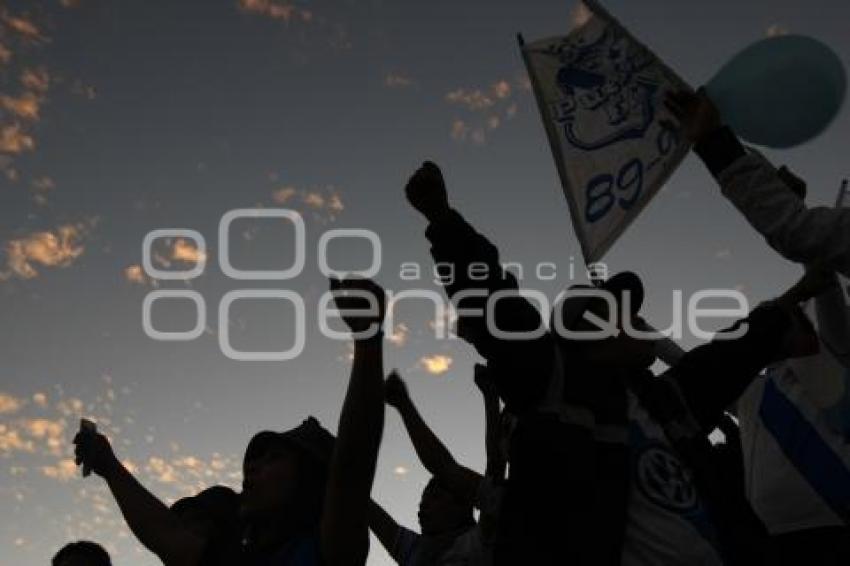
xmin=354 ymin=327 xmax=384 ymax=344
xmin=100 ymin=453 xmax=123 ymax=480
xmin=424 ymin=202 xmax=451 ymax=223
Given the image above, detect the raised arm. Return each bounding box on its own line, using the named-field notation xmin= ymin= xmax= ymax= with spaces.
xmin=385 ymin=371 xmax=483 ymax=507
xmin=321 ymin=277 xmax=387 ymax=566
xmin=660 ymin=267 xmax=833 ymax=433
xmin=474 ymin=364 xmax=507 ymax=481
xmin=73 ymin=429 xmax=205 ymax=566
xmin=404 ymin=162 xmax=554 ymax=413
xmin=667 ymin=89 xmax=850 ymax=276
xmin=368 ymin=500 xmax=401 ymax=555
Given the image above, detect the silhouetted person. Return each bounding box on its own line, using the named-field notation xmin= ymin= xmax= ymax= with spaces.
xmin=52 ymin=541 xmax=111 ymax=566
xmin=74 ymin=277 xmax=389 ymax=566
xmin=403 ymin=160 xmax=831 ymax=565
xmin=667 ymin=88 xmax=850 ymax=277
xmin=670 ymin=87 xmax=850 ymax=564
xmin=170 ymin=486 xmax=240 ymax=545
xmin=370 ymin=371 xmax=502 ymax=565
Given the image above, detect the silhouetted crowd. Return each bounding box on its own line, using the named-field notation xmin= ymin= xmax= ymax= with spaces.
xmin=58 ymin=89 xmax=850 ymax=565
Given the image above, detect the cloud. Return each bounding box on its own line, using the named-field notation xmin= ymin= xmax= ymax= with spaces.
xmin=445 ymin=88 xmax=496 ymax=111
xmin=271 ymin=185 xmax=344 ymax=222
xmin=386 ymin=323 xmax=409 ymax=347
xmin=492 ymin=80 xmax=511 ymax=100
xmin=172 ymin=238 xmax=207 ymax=265
xmin=445 ymin=79 xmax=526 ymax=144
xmin=0 ymin=425 xmax=35 ymax=454
xmin=41 ymin=458 xmax=77 ymax=482
xmin=237 ymin=0 xmax=313 ymax=24
xmin=30 ymin=175 xmax=55 ymax=206
xmin=0 ymin=93 xmax=41 ymax=120
xmin=148 ymin=238 xmax=206 ymax=273
xmin=3 ymin=223 xmax=89 ymax=280
xmin=0 ymin=12 xmax=46 ymax=43
xmin=123 ymin=264 xmax=161 ymax=288
xmin=420 ymin=355 xmax=453 ymax=375
xmin=393 ymin=465 xmax=409 ymax=476
xmin=0 ymin=393 xmax=23 ymax=414
xmin=766 ymin=23 xmax=789 ymax=37
xmin=0 ymin=43 xmax=11 ymax=65
xmin=0 ymin=124 xmax=35 ymax=154
xmin=20 ymin=68 xmax=50 ymax=93
xmin=384 ymin=73 xmax=414 ymax=89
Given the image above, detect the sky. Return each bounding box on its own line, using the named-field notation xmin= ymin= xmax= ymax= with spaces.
xmin=0 ymin=0 xmax=849 ymax=564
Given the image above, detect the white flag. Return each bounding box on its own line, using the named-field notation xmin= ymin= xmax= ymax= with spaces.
xmin=521 ymin=0 xmax=691 ymax=264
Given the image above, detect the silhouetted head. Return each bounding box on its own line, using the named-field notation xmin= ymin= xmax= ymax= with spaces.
xmin=52 ymin=541 xmax=111 ymax=566
xmin=241 ymin=417 xmax=333 ymax=531
xmin=417 ymin=478 xmax=475 ymax=536
xmin=552 ymin=272 xmax=657 ymax=371
xmin=778 ymin=165 xmax=808 ymax=200
xmin=171 ymin=485 xmax=240 ymax=541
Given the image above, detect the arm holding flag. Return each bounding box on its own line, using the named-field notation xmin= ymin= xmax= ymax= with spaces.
xmin=668 ymin=89 xmax=850 ymax=277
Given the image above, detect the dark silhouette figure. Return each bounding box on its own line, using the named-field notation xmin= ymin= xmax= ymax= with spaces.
xmin=403 ymin=160 xmax=831 ymax=565
xmin=52 ymin=541 xmax=111 ymax=566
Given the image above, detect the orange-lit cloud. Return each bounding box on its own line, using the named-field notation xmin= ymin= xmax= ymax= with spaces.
xmin=32 ymin=392 xmax=48 ymax=408
xmin=41 ymin=458 xmax=77 ymax=482
xmin=271 ymin=185 xmax=344 ymax=222
xmin=0 ymin=123 xmax=35 ymax=154
xmin=21 ymin=68 xmax=50 ymax=93
xmin=387 ymin=323 xmax=409 ymax=347
xmin=0 ymin=44 xmax=11 ymax=65
xmin=3 ymin=223 xmax=89 ymax=280
xmin=0 ymin=92 xmax=41 ymax=120
xmin=1 ymin=12 xmax=46 ymax=42
xmin=445 ymin=79 xmax=526 ymax=144
xmin=766 ymin=23 xmax=789 ymax=37
xmin=0 ymin=393 xmax=23 ymax=414
xmin=172 ymin=238 xmax=207 ymax=264
xmin=446 ymin=88 xmax=495 ymax=111
xmin=420 ymin=355 xmax=453 ymax=375
xmin=237 ymin=0 xmax=313 ymax=24
xmin=123 ymin=264 xmax=157 ymax=287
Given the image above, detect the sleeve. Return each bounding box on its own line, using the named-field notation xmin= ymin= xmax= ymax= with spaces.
xmin=473 ymin=476 xmax=503 ymax=542
xmin=424 ymin=208 xmax=554 ymax=413
xmin=390 ymin=527 xmax=420 ymax=566
xmin=695 ymin=127 xmax=850 ymax=276
xmin=814 ymin=280 xmax=850 ymax=367
xmin=662 ymin=301 xmax=796 ymax=433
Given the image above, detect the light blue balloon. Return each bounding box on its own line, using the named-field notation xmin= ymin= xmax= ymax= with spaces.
xmin=707 ymin=35 xmax=846 ymax=149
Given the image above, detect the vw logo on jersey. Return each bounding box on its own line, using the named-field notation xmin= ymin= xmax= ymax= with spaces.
xmin=635 ymin=444 xmax=698 ymax=513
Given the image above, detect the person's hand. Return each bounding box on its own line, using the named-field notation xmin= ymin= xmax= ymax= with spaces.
xmin=473 ymin=364 xmax=498 ymax=400
xmin=405 ymin=161 xmax=449 ymax=222
xmin=73 ymin=428 xmax=120 ymax=479
xmin=665 ymin=87 xmax=722 ymax=144
xmin=384 ymin=370 xmax=409 ymax=408
xmin=330 ymin=277 xmax=387 ymax=336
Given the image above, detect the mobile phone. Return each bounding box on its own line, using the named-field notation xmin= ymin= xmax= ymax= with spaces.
xmin=79 ymin=418 xmax=97 ymax=478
